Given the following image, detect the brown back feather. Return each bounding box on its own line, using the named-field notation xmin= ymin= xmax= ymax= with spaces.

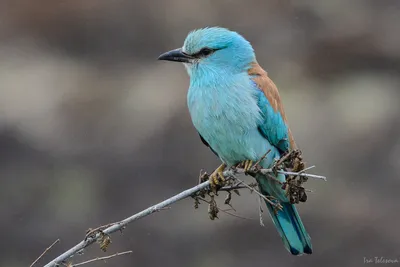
xmin=248 ymin=62 xmax=297 ymax=150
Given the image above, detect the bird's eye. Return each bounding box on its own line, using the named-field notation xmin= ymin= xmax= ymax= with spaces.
xmin=198 ymin=48 xmax=214 ymax=57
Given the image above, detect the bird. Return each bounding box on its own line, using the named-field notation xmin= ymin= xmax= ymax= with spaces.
xmin=158 ymin=27 xmax=312 ymax=255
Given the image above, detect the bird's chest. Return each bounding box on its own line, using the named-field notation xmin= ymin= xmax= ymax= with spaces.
xmin=187 ymin=82 xmax=262 ymax=164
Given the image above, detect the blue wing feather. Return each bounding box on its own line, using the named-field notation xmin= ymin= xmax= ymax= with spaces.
xmin=254 ymin=87 xmax=290 ymax=153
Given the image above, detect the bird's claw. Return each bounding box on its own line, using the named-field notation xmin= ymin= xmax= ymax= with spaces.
xmin=209 ymin=163 xmax=227 ymax=193
xmin=243 ymin=160 xmax=254 ymax=174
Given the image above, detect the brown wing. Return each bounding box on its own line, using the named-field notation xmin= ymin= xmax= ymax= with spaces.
xmin=248 ymin=62 xmax=297 ymax=150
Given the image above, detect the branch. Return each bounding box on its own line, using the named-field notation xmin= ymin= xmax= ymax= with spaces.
xmin=43 ymin=167 xmax=325 ymax=267
xmin=234 ymin=177 xmax=282 ymax=209
xmin=30 ymin=239 xmax=60 ymax=267
xmin=258 ymin=168 xmax=327 ymax=181
xmin=258 ymin=196 xmax=265 ymax=227
xmin=43 ymin=175 xmax=231 ymax=267
xmin=68 ymin=251 xmax=132 ymax=266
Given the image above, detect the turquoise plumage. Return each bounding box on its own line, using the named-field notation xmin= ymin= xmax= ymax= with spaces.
xmin=158 ymin=27 xmax=312 ymax=255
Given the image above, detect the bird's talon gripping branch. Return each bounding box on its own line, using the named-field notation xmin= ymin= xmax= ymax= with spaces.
xmin=238 ymin=159 xmax=254 ymax=174
xmin=209 ymin=163 xmax=227 ymax=192
xmin=244 ymin=160 xmax=253 ymax=173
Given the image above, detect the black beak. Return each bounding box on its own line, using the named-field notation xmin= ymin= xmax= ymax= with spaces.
xmin=158 ymin=48 xmax=193 ymax=63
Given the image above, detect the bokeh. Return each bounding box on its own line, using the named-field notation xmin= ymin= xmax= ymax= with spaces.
xmin=1 ymin=1 xmax=399 ymax=267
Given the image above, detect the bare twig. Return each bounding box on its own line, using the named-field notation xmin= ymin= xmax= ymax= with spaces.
xmin=299 ymin=165 xmax=316 ymax=173
xmin=219 ymin=209 xmax=255 ymax=221
xmin=225 ymin=168 xmax=327 ymax=181
xmin=265 ymin=173 xmax=284 ymax=185
xmin=258 ymin=196 xmax=265 ymax=227
xmin=30 ymin=239 xmax=60 ymax=267
xmin=233 ymin=177 xmax=283 ymax=210
xmin=43 ymin=166 xmax=325 ymax=267
xmin=70 ymin=251 xmax=133 ymax=266
xmin=253 ymin=149 xmax=271 ymax=167
xmin=272 ymin=170 xmax=326 ymax=181
xmin=219 ymin=183 xmax=258 ymax=192
xmin=43 ymin=175 xmax=234 ymax=267
xmin=273 ymin=151 xmax=293 ymax=168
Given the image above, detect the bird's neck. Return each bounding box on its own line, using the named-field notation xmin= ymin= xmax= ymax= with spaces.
xmin=188 ymin=62 xmax=253 ymax=88
xmin=187 ymin=68 xmax=258 ymax=116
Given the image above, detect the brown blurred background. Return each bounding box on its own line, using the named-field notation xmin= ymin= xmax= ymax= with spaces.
xmin=1 ymin=1 xmax=400 ymax=266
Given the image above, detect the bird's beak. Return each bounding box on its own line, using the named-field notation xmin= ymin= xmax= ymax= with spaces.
xmin=158 ymin=48 xmax=193 ymax=63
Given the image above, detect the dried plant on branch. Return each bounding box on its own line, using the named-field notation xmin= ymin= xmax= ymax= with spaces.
xmin=36 ymin=150 xmax=325 ymax=267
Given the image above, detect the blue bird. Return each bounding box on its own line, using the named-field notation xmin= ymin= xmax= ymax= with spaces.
xmin=158 ymin=27 xmax=312 ymax=255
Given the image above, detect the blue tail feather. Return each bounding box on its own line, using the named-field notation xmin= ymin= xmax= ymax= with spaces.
xmin=257 ymin=173 xmax=313 ymax=255
xmin=264 ymin=201 xmax=312 ymax=255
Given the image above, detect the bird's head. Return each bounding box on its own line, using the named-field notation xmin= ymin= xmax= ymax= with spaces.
xmin=158 ymin=27 xmax=256 ymax=77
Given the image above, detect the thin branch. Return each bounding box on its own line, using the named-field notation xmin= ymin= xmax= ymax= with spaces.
xmin=299 ymin=165 xmax=316 ymax=173
xmin=219 ymin=183 xmax=258 ymax=192
xmin=258 ymin=196 xmax=265 ymax=227
xmin=43 ymin=175 xmax=233 ymax=267
xmin=220 ymin=209 xmax=255 ymax=221
xmin=273 ymin=170 xmax=326 ymax=181
xmin=224 ymin=167 xmax=327 ymax=181
xmin=70 ymin=251 xmax=133 ymax=266
xmin=30 ymin=239 xmax=60 ymax=267
xmin=233 ymin=177 xmax=283 ymax=210
xmin=43 ymin=167 xmax=324 ymax=267
xmin=253 ymin=149 xmax=271 ymax=167
xmin=249 ymin=168 xmax=327 ymax=181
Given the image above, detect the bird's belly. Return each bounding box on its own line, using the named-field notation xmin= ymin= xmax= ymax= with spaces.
xmin=193 ymin=114 xmax=280 ymax=167
xmin=188 ymin=79 xmax=280 ymax=167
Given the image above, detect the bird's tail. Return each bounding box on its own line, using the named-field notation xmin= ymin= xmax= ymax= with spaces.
xmin=258 ymin=173 xmax=313 ymax=255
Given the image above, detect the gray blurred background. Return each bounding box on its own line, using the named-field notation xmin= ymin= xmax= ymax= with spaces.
xmin=1 ymin=1 xmax=400 ymax=266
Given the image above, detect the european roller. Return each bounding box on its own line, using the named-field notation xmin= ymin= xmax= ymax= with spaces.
xmin=158 ymin=27 xmax=312 ymax=255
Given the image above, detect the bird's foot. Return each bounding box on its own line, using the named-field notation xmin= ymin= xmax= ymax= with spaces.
xmin=209 ymin=163 xmax=227 ymax=193
xmin=243 ymin=160 xmax=254 ymax=173
xmin=237 ymin=160 xmax=254 ymax=174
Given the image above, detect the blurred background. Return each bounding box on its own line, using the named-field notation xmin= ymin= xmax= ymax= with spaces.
xmin=1 ymin=0 xmax=399 ymax=266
